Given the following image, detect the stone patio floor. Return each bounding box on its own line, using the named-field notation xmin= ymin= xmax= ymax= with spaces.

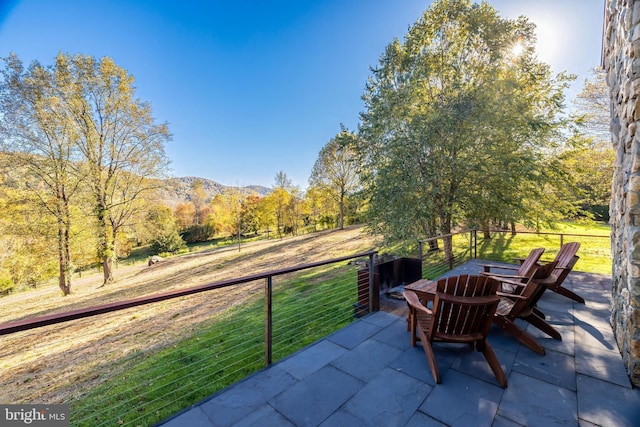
xmin=157 ymin=260 xmax=640 ymax=427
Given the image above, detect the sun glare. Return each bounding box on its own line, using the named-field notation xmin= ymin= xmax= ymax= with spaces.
xmin=511 ymin=41 xmax=524 ymax=57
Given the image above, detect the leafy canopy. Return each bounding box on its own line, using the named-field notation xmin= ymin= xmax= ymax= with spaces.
xmin=355 ymin=0 xmax=573 ymax=243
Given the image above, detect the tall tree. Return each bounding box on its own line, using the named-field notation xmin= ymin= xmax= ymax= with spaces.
xmin=356 ymin=0 xmax=571 ymax=260
xmin=0 ymin=53 xmax=83 ymax=295
xmin=145 ymin=204 xmax=186 ymax=254
xmin=240 ymin=194 xmax=261 ymax=236
xmin=573 ymin=68 xmax=610 ymax=144
xmin=560 ymin=68 xmax=614 ymax=219
xmin=56 ymin=53 xmax=171 ymax=285
xmin=271 ymin=171 xmax=292 ymax=238
xmin=309 ymin=127 xmax=361 ymax=229
xmin=190 ymin=179 xmax=208 ymax=225
xmin=0 ymin=178 xmax=59 ymax=293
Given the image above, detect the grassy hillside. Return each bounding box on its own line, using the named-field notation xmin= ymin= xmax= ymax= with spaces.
xmin=0 ymin=222 xmax=612 ymax=426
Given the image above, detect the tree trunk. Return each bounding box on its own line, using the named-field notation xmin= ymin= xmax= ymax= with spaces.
xmin=480 ymin=221 xmax=491 ymax=239
xmin=102 ymin=256 xmax=114 ymax=284
xmin=339 ymin=192 xmax=345 ymax=230
xmin=444 ymin=234 xmax=454 ymax=269
xmin=96 ymin=197 xmax=114 ymax=286
xmin=56 ymin=187 xmax=72 ymax=296
xmin=427 ymin=218 xmax=440 ymax=251
xmin=57 ymin=217 xmax=72 ymax=296
xmin=442 ymin=218 xmax=454 ymax=269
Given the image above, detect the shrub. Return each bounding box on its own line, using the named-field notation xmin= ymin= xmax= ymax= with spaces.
xmin=152 ymin=230 xmax=187 ymax=254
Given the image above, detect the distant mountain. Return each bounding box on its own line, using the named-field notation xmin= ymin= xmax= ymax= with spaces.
xmin=157 ymin=176 xmax=271 ymax=207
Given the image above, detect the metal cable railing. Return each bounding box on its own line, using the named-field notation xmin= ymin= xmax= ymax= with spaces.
xmin=0 ymin=250 xmax=377 ymax=426
xmin=418 ymin=228 xmax=611 ymax=277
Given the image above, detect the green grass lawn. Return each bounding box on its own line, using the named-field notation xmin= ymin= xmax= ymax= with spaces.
xmin=68 ymin=221 xmax=611 ymax=426
xmin=421 ymin=221 xmax=611 ymax=277
xmin=70 ymin=264 xmax=359 ymax=427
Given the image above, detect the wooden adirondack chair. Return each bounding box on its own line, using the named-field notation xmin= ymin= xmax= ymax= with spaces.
xmin=479 ymin=247 xmax=545 ymax=282
xmin=404 ymin=275 xmax=507 ymax=388
xmin=492 ymin=261 xmax=559 ymax=355
xmin=535 ymin=242 xmax=583 ymax=303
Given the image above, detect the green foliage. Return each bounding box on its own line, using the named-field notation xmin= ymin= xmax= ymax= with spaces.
xmin=559 ymin=69 xmax=614 ymax=217
xmin=419 ymin=221 xmax=611 ymax=277
xmin=0 ymin=52 xmax=171 ymax=289
xmin=69 ymin=265 xmax=359 ymax=426
xmin=144 ymin=204 xmax=187 ymax=254
xmin=0 ymin=276 xmax=14 ymax=295
xmin=180 ymin=224 xmax=217 ymax=243
xmin=152 ymin=230 xmax=187 ymax=254
xmin=309 ymin=126 xmax=362 ymax=229
xmin=356 ymin=0 xmax=574 ymax=246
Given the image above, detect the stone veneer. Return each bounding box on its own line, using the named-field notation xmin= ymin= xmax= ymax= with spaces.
xmin=605 ymin=0 xmax=640 ymax=386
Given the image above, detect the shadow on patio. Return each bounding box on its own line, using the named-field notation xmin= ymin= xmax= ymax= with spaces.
xmin=158 ymin=260 xmax=640 ymax=427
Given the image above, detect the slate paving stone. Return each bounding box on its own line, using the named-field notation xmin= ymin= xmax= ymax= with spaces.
xmin=524 ymin=321 xmax=575 ymax=356
xmin=158 ymin=266 xmax=634 ymax=427
xmin=338 ymin=368 xmax=431 ymax=427
xmin=370 ymin=318 xmax=412 ymax=350
xmin=405 ymin=412 xmax=448 ymax=427
xmin=199 ymin=366 xmax=297 ymax=427
xmin=532 ymin=306 xmax=574 ymax=327
xmin=361 ymin=310 xmax=398 ymax=327
xmin=578 ymin=420 xmax=600 ymax=427
xmin=231 ymin=405 xmax=294 ymax=427
xmin=491 ymin=414 xmax=526 ymax=427
xmin=269 ymin=365 xmax=363 ymax=427
xmin=512 ymin=347 xmax=576 ymax=390
xmin=573 ymin=312 xmax=617 ymax=352
xmin=419 ymin=369 xmax=504 ymax=427
xmin=161 ymin=407 xmax=213 ymax=427
xmin=318 ymin=410 xmax=368 ymax=427
xmin=574 ymin=289 xmax=610 ymax=305
xmin=330 ymin=338 xmax=403 ymax=382
xmin=575 ymin=344 xmax=631 ymax=387
xmin=326 ymin=319 xmax=382 ymax=349
xmin=536 ymin=292 xmax=575 ymax=316
xmin=498 ymin=371 xmax=578 ymax=427
xmin=488 ymin=324 xmax=526 ymax=354
xmin=277 ymin=339 xmax=347 ymax=380
xmin=576 ymin=374 xmax=640 ymax=427
xmin=449 ymin=344 xmax=516 ymax=387
xmin=388 ymin=345 xmax=440 ymax=386
xmin=574 ymin=303 xmax=613 ymax=325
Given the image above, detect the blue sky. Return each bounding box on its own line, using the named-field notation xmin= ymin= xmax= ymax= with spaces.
xmin=0 ymin=0 xmax=604 ymax=189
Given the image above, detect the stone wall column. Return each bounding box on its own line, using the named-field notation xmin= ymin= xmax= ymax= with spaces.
xmin=605 ymin=0 xmax=640 ymax=386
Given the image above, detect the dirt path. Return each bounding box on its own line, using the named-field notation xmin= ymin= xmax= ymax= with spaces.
xmin=0 ymin=226 xmax=380 ymax=403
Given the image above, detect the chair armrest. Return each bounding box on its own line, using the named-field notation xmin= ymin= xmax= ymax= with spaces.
xmin=496 ymin=277 xmax=527 ymax=288
xmin=486 ymin=273 xmax=528 ymax=280
xmin=403 ymin=290 xmax=433 ymax=315
xmin=479 ymin=263 xmax=519 ymax=272
xmin=496 ymin=291 xmax=526 ymax=300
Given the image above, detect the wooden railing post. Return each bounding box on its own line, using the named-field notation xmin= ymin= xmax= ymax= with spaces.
xmin=368 ymin=252 xmax=375 ymax=313
xmin=265 ymin=276 xmax=273 ymax=366
xmin=472 ymin=228 xmax=478 ymax=259
xmin=418 ymin=240 xmax=423 ymax=261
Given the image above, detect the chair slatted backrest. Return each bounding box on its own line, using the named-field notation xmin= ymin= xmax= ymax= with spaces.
xmin=551 ymin=242 xmax=580 ymax=278
xmin=518 ymin=248 xmax=545 ymax=278
xmin=505 ymin=261 xmax=558 ymax=317
xmin=432 ymin=275 xmax=499 ymax=340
